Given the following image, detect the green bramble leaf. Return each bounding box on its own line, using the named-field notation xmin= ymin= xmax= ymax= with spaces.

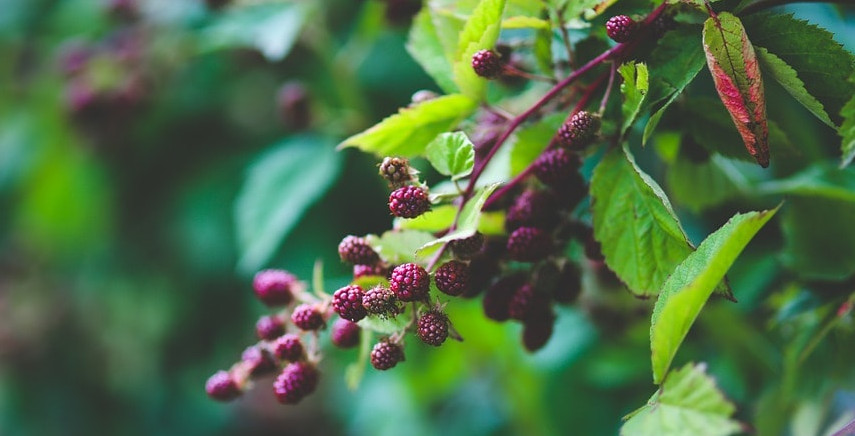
xmin=338 ymin=94 xmax=477 ymax=158
xmin=621 ymin=363 xmax=740 ymax=436
xmin=501 ymin=16 xmax=549 ymax=29
xmin=407 ymin=9 xmax=459 ymax=94
xmin=417 ymin=183 xmax=500 ymax=255
xmin=666 ymin=154 xmax=748 ymax=214
xmin=452 ymin=0 xmax=507 ymax=100
xmin=840 ymin=73 xmax=855 ymax=167
xmin=425 ymin=132 xmax=476 ymax=181
xmin=200 ymin=3 xmax=305 ymax=62
xmin=396 ymin=204 xmax=505 ymax=236
xmin=510 ymin=113 xmax=565 ymax=175
xmin=619 ymin=62 xmax=649 ymax=135
xmin=366 ymin=230 xmax=436 ymax=265
xmin=533 ymin=27 xmax=554 ymax=77
xmin=650 ymin=206 xmax=779 ymax=383
xmin=754 ymin=46 xmax=835 ymax=128
xmin=703 ymin=12 xmax=770 ymax=167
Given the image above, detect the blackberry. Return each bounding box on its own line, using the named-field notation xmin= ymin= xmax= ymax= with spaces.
xmin=417 ymin=311 xmax=449 ymax=346
xmin=331 ymin=318 xmax=361 ymax=349
xmin=584 ymin=230 xmax=605 ymax=262
xmin=434 ymin=261 xmax=469 ymax=296
xmin=205 ymin=370 xmax=241 ymax=401
xmin=553 ymin=263 xmax=582 ymax=304
xmin=291 ymin=304 xmax=325 ymax=331
xmin=390 ymin=263 xmax=430 ymax=302
xmin=353 ymin=264 xmax=388 ymax=279
xmin=370 ymin=341 xmax=405 ymax=370
xmin=551 ymin=172 xmax=588 ymax=212
xmin=448 ymin=232 xmax=485 ymax=260
xmin=465 ymin=255 xmax=499 ymax=298
xmin=483 ymin=274 xmax=525 ymax=322
xmin=332 ymin=285 xmax=367 ymax=322
xmin=255 ymin=315 xmax=286 ymax=341
xmin=522 ymin=312 xmax=555 ymax=352
xmin=273 ymin=334 xmax=304 ymax=362
xmin=252 ymin=269 xmax=297 ymax=307
xmin=384 ymin=0 xmax=421 ymax=26
xmin=606 ymin=15 xmax=638 ymax=43
xmin=241 ymin=345 xmax=277 ymax=376
xmin=508 ymin=283 xmax=550 ymax=321
xmin=338 ymin=235 xmax=380 ymax=265
xmin=388 ymin=186 xmax=430 ymax=219
xmin=274 ymin=362 xmax=319 ymax=404
xmin=471 ymin=49 xmax=504 ymax=79
xmin=379 ymin=156 xmax=413 ymax=187
xmin=362 ymin=286 xmax=399 ymax=316
xmin=558 ymin=111 xmax=601 ymax=148
xmin=506 ymin=190 xmax=559 ymax=230
xmin=533 ymin=148 xmax=580 ymax=187
xmin=653 ymin=13 xmax=677 ymax=38
xmin=507 ymin=227 xmax=551 ymax=262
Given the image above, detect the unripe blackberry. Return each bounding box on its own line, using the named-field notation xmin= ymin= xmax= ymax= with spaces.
xmin=558 ymin=111 xmax=601 ymax=148
xmin=370 ymin=341 xmax=405 ymax=370
xmin=506 ymin=190 xmax=559 ymax=230
xmin=508 ymin=283 xmax=550 ymax=321
xmin=533 ymin=148 xmax=580 ymax=187
xmin=353 ymin=264 xmax=388 ymax=279
xmin=272 ymin=334 xmax=305 ymax=362
xmin=483 ymin=274 xmax=525 ymax=322
xmin=255 ymin=315 xmax=286 ymax=341
xmin=417 ymin=311 xmax=449 ymax=346
xmin=362 ymin=286 xmax=399 ymax=316
xmin=205 ymin=370 xmax=241 ymax=401
xmin=471 ymin=49 xmax=504 ymax=79
xmin=388 ymin=186 xmax=430 ymax=219
xmin=291 ymin=304 xmax=325 ymax=330
xmin=606 ymin=15 xmax=638 ymax=43
xmin=332 ymin=285 xmax=367 ymax=322
xmin=331 ymin=318 xmax=361 ymax=348
xmin=274 ymin=362 xmax=319 ymax=404
xmin=653 ymin=13 xmax=677 ymax=37
xmin=507 ymin=227 xmax=551 ymax=262
xmin=553 ymin=263 xmax=582 ymax=304
xmin=379 ymin=156 xmax=414 ymax=187
xmin=551 ymin=171 xmax=588 ymax=212
xmin=242 ymin=345 xmax=277 ymax=376
xmin=522 ymin=312 xmax=555 ymax=352
xmin=434 ymin=261 xmax=469 ymax=296
xmin=338 ymin=235 xmax=380 ymax=265
xmin=277 ymin=82 xmax=311 ymax=130
xmin=390 ymin=263 xmax=430 ymax=302
xmin=448 ymin=232 xmax=485 ymax=260
xmin=252 ymin=269 xmax=297 ymax=307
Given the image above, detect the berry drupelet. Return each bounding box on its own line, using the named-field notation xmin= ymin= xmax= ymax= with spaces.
xmin=291 ymin=304 xmax=325 ymax=331
xmin=338 ymin=235 xmax=380 ymax=265
xmin=483 ymin=274 xmax=526 ymax=322
xmin=274 ymin=362 xmax=319 ymax=404
xmin=388 ymin=186 xmax=431 ymax=218
xmin=390 ymin=263 xmax=430 ymax=302
xmin=506 ymin=189 xmax=560 ymax=230
xmin=448 ymin=232 xmax=485 ymax=259
xmin=507 ymin=226 xmax=551 ymax=262
xmin=533 ymin=148 xmax=579 ymax=187
xmin=252 ymin=269 xmax=297 ymax=307
xmin=471 ymin=49 xmax=504 ymax=79
xmin=362 ymin=286 xmax=399 ymax=316
xmin=273 ymin=334 xmax=305 ymax=362
xmin=353 ymin=264 xmax=388 ymax=279
xmin=379 ymin=156 xmax=414 ymax=187
xmin=558 ymin=111 xmax=601 ymax=148
xmin=434 ymin=260 xmax=469 ymax=296
xmin=606 ymin=15 xmax=638 ymax=43
xmin=206 ymin=370 xmax=241 ymax=401
xmin=242 ymin=345 xmax=277 ymax=376
xmin=331 ymin=318 xmax=361 ymax=349
xmin=417 ymin=311 xmax=450 ymax=346
xmin=332 ymin=285 xmax=367 ymax=322
xmin=255 ymin=315 xmax=286 ymax=341
xmin=370 ymin=341 xmax=405 ymax=370
xmin=508 ymin=283 xmax=550 ymax=321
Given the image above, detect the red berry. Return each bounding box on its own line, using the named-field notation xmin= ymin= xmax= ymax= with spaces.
xmin=274 ymin=362 xmax=319 ymax=404
xmin=291 ymin=304 xmax=325 ymax=330
xmin=389 ymin=263 xmax=430 ymax=302
xmin=558 ymin=111 xmax=601 ymax=148
xmin=606 ymin=15 xmax=637 ymax=43
xmin=379 ymin=156 xmax=413 ymax=187
xmin=353 ymin=264 xmax=388 ymax=279
xmin=506 ymin=190 xmax=559 ymax=230
xmin=332 ymin=285 xmax=367 ymax=322
xmin=362 ymin=286 xmax=400 ymax=316
xmin=417 ymin=311 xmax=449 ymax=346
xmin=388 ymin=186 xmax=430 ymax=219
xmin=241 ymin=345 xmax=277 ymax=376
xmin=483 ymin=274 xmax=525 ymax=322
xmin=471 ymin=49 xmax=503 ymax=79
xmin=331 ymin=318 xmax=361 ymax=349
xmin=255 ymin=315 xmax=286 ymax=341
xmin=272 ymin=334 xmax=304 ymax=362
xmin=434 ymin=261 xmax=469 ymax=296
xmin=507 ymin=227 xmax=551 ymax=262
xmin=338 ymin=235 xmax=380 ymax=265
xmin=448 ymin=232 xmax=485 ymax=260
xmin=508 ymin=283 xmax=550 ymax=321
xmin=533 ymin=148 xmax=580 ymax=187
xmin=252 ymin=269 xmax=297 ymax=307
xmin=370 ymin=341 xmax=405 ymax=370
xmin=522 ymin=311 xmax=555 ymax=352
xmin=205 ymin=370 xmax=241 ymax=401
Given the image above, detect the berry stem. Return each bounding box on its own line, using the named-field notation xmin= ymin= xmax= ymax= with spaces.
xmin=503 ymin=65 xmax=557 ymax=83
xmin=598 ymin=63 xmax=617 ymax=116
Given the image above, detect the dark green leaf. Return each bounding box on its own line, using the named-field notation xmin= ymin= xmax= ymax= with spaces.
xmin=619 ymin=62 xmax=649 ymax=135
xmin=755 ymin=46 xmax=834 ymax=128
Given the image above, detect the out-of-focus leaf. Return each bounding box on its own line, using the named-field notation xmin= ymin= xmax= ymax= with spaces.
xmin=199 ymin=3 xmax=305 ymax=61
xmin=417 ymin=183 xmax=500 ymax=254
xmin=533 ymin=27 xmax=554 ymax=77
xmin=619 ymin=62 xmax=649 ymax=135
xmin=501 ymin=16 xmax=549 ymax=29
xmin=396 ymin=205 xmax=505 ymax=235
xmin=666 ymin=155 xmax=748 ymax=213
xmin=840 ymin=73 xmax=855 ymax=167
xmin=452 ymin=0 xmax=506 ymax=100
xmin=755 ymin=46 xmax=834 ymax=128
xmin=509 ymin=113 xmax=564 ymax=175
xmin=425 ymin=132 xmax=475 ymax=180
xmin=407 ymin=8 xmax=459 ymax=94
xmin=366 ymin=230 xmax=436 ymax=265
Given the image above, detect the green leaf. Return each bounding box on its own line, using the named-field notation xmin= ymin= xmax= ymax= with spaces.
xmin=840 ymin=74 xmax=855 ymax=167
xmin=396 ymin=204 xmax=505 ymax=235
xmin=510 ymin=113 xmax=565 ymax=175
xmin=621 ymin=363 xmax=740 ymax=436
xmin=452 ymin=0 xmax=507 ymax=100
xmin=365 ymin=230 xmax=436 ymax=265
xmin=590 ymin=145 xmax=695 ymax=296
xmin=338 ymin=94 xmax=477 ymax=157
xmin=200 ymin=3 xmax=306 ymax=61
xmin=650 ymin=206 xmax=779 ymax=383
xmin=703 ymin=12 xmax=769 ymax=167
xmin=533 ymin=27 xmax=554 ymax=77
xmin=344 ymin=325 xmax=372 ymax=390
xmin=619 ymin=62 xmax=649 ymax=135
xmin=501 ymin=16 xmax=549 ymax=29
xmin=743 ymin=13 xmax=855 ymax=126
xmin=425 ymin=132 xmax=476 ymax=181
xmin=235 ymin=136 xmax=343 ymax=273
xmin=754 ymin=46 xmax=835 ymax=128
xmin=666 ymin=155 xmax=748 ymax=213
xmin=417 ymin=183 xmax=500 ymax=254
xmin=359 ymin=310 xmax=413 ymax=335
xmin=407 ymin=9 xmax=459 ymax=94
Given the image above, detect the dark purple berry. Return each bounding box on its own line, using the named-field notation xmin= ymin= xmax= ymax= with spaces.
xmin=584 ymin=230 xmax=605 ymax=262
xmin=553 ymin=263 xmax=582 ymax=304
xmin=507 ymin=227 xmax=551 ymax=262
xmin=653 ymin=13 xmax=677 ymax=38
xmin=241 ymin=345 xmax=277 ymax=376
xmin=434 ymin=261 xmax=469 ymax=296
xmin=291 ymin=304 xmax=325 ymax=331
xmin=522 ymin=312 xmax=555 ymax=352
xmin=205 ymin=370 xmax=241 ymax=401
xmin=389 ymin=263 xmax=430 ymax=302
xmin=379 ymin=156 xmax=413 ymax=187
xmin=353 ymin=264 xmax=388 ymax=279
xmin=465 ymin=255 xmax=500 ymax=298
xmin=370 ymin=341 xmax=405 ymax=370
xmin=384 ymin=0 xmax=421 ymax=26
xmin=551 ymin=172 xmax=588 ymax=212
xmin=362 ymin=286 xmax=399 ymax=316
xmin=417 ymin=311 xmax=449 ymax=346
xmin=483 ymin=274 xmax=525 ymax=322
xmin=252 ymin=269 xmax=297 ymax=307
xmin=255 ymin=315 xmax=286 ymax=341
xmin=506 ymin=190 xmax=559 ymax=230
xmin=534 ymin=148 xmax=580 ymax=187
xmin=277 ymin=82 xmax=311 ymax=130
xmin=606 ymin=15 xmax=637 ymax=43
xmin=272 ymin=334 xmax=305 ymax=362
xmin=558 ymin=111 xmax=601 ymax=148
xmin=388 ymin=186 xmax=430 ymax=219
xmin=332 ymin=285 xmax=367 ymax=322
xmin=508 ymin=283 xmax=550 ymax=321
xmin=338 ymin=235 xmax=380 ymax=265
xmin=471 ymin=49 xmax=503 ymax=79
xmin=448 ymin=232 xmax=485 ymax=260
xmin=274 ymin=362 xmax=319 ymax=404
xmin=331 ymin=318 xmax=361 ymax=349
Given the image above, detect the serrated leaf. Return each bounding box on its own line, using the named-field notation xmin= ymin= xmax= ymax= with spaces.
xmin=619 ymin=62 xmax=649 ymax=135
xmin=650 ymin=207 xmax=778 ymax=383
xmin=501 ymin=16 xmax=549 ymax=29
xmin=425 ymin=132 xmax=476 ymax=180
xmin=417 ymin=183 xmax=500 ymax=254
xmin=452 ymin=0 xmax=507 ymax=100
xmin=621 ymin=363 xmax=740 ymax=436
xmin=754 ymin=46 xmax=834 ymax=128
xmin=338 ymin=94 xmax=477 ymax=157
xmin=200 ymin=3 xmax=305 ymax=61
xmin=235 ymin=136 xmax=343 ymax=273
xmin=366 ymin=230 xmax=436 ymax=265
xmin=703 ymin=12 xmax=769 ymax=167
xmin=840 ymin=74 xmax=855 ymax=167
xmin=407 ymin=9 xmax=459 ymax=94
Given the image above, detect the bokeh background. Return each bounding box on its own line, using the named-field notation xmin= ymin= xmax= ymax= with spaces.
xmin=1 ymin=1 xmax=855 ymax=435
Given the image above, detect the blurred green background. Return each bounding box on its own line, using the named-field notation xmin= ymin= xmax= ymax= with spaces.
xmin=1 ymin=1 xmax=854 ymax=435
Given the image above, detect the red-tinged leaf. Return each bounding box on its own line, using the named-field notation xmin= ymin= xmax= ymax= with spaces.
xmin=702 ymin=12 xmax=770 ymax=168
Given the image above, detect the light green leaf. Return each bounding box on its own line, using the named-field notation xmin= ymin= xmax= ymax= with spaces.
xmin=533 ymin=27 xmax=554 ymax=77
xmin=338 ymin=94 xmax=477 ymax=157
xmin=425 ymin=132 xmax=476 ymax=181
xmin=452 ymin=0 xmax=507 ymax=100
xmin=235 ymin=136 xmax=343 ymax=273
xmin=651 ymin=207 xmax=779 ymax=383
xmin=840 ymin=74 xmax=855 ymax=167
xmin=619 ymin=62 xmax=649 ymax=135
xmin=359 ymin=310 xmax=413 ymax=335
xmin=502 ymin=16 xmax=549 ymax=29
xmin=200 ymin=3 xmax=305 ymax=61
xmin=621 ymin=363 xmax=740 ymax=436
xmin=407 ymin=8 xmax=459 ymax=94
xmin=365 ymin=230 xmax=436 ymax=265
xmin=510 ymin=113 xmax=565 ymax=175
xmin=344 ymin=325 xmax=371 ymax=390
xmin=755 ymin=46 xmax=834 ymax=128
xmin=396 ymin=204 xmax=505 ymax=235
xmin=417 ymin=183 xmax=500 ymax=254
